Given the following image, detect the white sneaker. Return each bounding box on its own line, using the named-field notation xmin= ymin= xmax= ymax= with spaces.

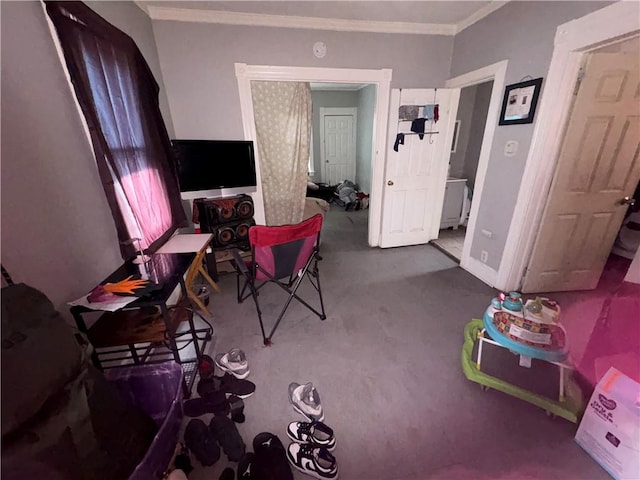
xmin=288 ymin=382 xmax=324 ymax=422
xmin=287 ymin=442 xmax=338 ymax=479
xmin=214 ymin=348 xmax=250 ymax=379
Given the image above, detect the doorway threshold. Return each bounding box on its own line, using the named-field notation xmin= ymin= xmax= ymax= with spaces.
xmin=431 ymin=227 xmax=465 ymax=263
xmin=430 ymin=239 xmax=461 ymax=264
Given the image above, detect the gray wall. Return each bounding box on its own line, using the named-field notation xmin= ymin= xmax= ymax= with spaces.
xmin=449 ymin=1 xmax=612 ymax=270
xmin=1 ymin=1 xmax=174 ymax=316
xmin=310 ymin=90 xmax=359 ymax=182
xmin=356 ymin=84 xmax=376 ymax=193
xmin=448 ymin=84 xmax=477 ymax=179
xmin=151 ymin=21 xmax=454 ymax=141
xmin=463 ymin=81 xmax=493 ymax=190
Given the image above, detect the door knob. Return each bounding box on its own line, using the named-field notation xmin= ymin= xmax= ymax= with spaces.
xmin=387 ymin=180 xmax=394 ymax=186
xmin=618 ymin=196 xmax=636 ymax=206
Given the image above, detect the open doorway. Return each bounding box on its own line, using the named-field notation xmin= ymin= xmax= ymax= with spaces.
xmin=431 ymin=80 xmax=493 ymax=262
xmin=235 ymin=64 xmax=391 ymax=247
xmin=307 ymin=83 xmax=376 ymax=237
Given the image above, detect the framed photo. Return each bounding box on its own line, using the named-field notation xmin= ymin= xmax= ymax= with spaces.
xmin=499 ymin=78 xmax=543 ymax=125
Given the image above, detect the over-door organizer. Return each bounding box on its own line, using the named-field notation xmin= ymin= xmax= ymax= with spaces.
xmin=393 ymin=90 xmax=440 ymax=150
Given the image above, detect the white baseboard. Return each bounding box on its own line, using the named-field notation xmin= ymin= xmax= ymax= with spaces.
xmin=462 ymin=256 xmax=498 ymax=288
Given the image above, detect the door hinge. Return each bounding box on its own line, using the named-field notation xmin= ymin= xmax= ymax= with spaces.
xmin=573 ymin=67 xmax=585 ymax=96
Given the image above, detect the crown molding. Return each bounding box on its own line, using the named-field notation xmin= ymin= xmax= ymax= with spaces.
xmin=144 ymin=2 xmax=510 ymax=36
xmin=146 ymin=6 xmax=457 ymax=36
xmin=456 ymin=1 xmax=509 ymax=34
xmin=134 ymin=1 xmax=149 ymax=16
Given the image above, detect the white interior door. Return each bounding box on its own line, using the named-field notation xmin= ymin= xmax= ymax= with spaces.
xmin=379 ymin=88 xmax=460 ymax=248
xmin=522 ymin=51 xmax=640 ymax=293
xmin=320 ymin=108 xmax=356 ymax=184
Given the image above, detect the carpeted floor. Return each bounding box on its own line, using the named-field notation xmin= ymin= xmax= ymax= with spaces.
xmin=184 ymin=207 xmax=611 ymax=480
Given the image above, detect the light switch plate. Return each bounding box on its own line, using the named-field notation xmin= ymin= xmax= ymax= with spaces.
xmin=505 ymin=140 xmax=518 ymax=157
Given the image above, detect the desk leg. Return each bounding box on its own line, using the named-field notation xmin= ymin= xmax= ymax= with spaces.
xmin=180 ymin=277 xmax=203 ymax=361
xmin=71 ymin=307 xmax=102 ymax=370
xmin=185 ymin=250 xmax=220 ymax=316
xmin=206 ymin=250 xmax=219 ymax=282
xmin=129 ymin=345 xmax=140 ymax=364
xmin=159 ymin=303 xmax=181 ymax=364
xmin=159 ymin=302 xmax=191 ymax=396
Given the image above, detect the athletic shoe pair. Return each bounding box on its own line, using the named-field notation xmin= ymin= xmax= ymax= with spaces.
xmin=215 ymin=348 xmax=250 ymax=379
xmin=287 ymin=382 xmax=337 ymax=479
xmin=288 ymin=382 xmax=323 ymax=422
xmin=286 ymin=421 xmax=338 ymax=479
xmin=184 ymin=416 xmax=246 ymax=465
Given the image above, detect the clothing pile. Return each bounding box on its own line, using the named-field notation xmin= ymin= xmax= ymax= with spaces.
xmin=335 ymin=180 xmax=369 ymax=211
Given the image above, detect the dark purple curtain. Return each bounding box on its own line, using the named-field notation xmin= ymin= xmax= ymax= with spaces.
xmin=46 ymin=1 xmax=186 ymax=260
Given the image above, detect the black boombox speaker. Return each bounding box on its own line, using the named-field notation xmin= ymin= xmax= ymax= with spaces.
xmin=210 ymin=219 xmax=255 ymax=248
xmin=198 ymin=194 xmax=254 ymax=227
xmin=193 ymin=194 xmax=255 ymax=249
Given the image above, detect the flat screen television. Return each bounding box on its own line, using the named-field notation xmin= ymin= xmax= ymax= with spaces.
xmin=172 ymin=139 xmax=257 ymax=198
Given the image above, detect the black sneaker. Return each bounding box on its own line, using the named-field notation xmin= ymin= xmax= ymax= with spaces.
xmin=198 ymin=374 xmax=255 ymax=399
xmin=183 ymin=419 xmax=220 ymax=467
xmin=286 ymin=421 xmax=335 ymax=451
xmin=286 ymin=443 xmax=338 ymax=479
xmin=237 ymin=452 xmax=255 ymax=479
xmin=220 ymin=373 xmax=256 ymax=399
xmin=209 ymin=416 xmax=246 ymax=462
xmin=253 ymin=432 xmax=293 ymax=480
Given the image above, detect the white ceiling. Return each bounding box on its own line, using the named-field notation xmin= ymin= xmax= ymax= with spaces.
xmin=136 ymin=1 xmax=509 ymax=35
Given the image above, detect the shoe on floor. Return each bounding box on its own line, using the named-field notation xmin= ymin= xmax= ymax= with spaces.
xmin=209 ymin=415 xmax=246 ymax=462
xmin=253 ymin=432 xmax=293 ymax=480
xmin=218 ymin=467 xmax=234 ymax=480
xmin=288 ymin=382 xmax=324 ymax=422
xmin=197 ymin=375 xmax=223 ymax=398
xmin=286 ymin=443 xmax=338 ymax=479
xmin=228 ymin=394 xmax=245 ymax=423
xmin=199 ymin=373 xmax=255 ymax=399
xmin=220 ymin=373 xmax=255 ymax=399
xmin=183 ymin=391 xmax=229 ymax=417
xmin=237 ymin=452 xmax=255 ymax=479
xmin=286 ymin=421 xmax=335 ymax=451
xmin=183 ymin=419 xmax=220 ymax=467
xmin=215 ymin=348 xmax=250 ymax=379
xmin=198 ymin=354 xmax=215 ymax=379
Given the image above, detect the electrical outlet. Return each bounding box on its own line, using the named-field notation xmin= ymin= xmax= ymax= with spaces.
xmin=481 ymin=250 xmax=489 ymax=263
xmin=481 ymin=229 xmax=493 ymax=239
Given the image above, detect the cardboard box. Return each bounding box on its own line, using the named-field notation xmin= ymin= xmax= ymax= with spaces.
xmin=575 ymin=367 xmax=640 ymax=479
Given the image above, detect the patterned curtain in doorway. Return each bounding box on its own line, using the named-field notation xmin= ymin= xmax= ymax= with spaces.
xmin=251 ymin=81 xmax=312 ymax=226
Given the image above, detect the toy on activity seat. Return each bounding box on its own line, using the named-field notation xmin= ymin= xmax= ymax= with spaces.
xmin=484 ymin=291 xmax=567 ymax=363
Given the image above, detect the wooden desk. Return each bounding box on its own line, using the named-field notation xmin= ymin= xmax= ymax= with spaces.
xmin=156 ymin=233 xmax=220 ymax=314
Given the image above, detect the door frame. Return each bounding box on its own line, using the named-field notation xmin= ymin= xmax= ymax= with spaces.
xmin=498 ymin=2 xmax=640 ymax=291
xmin=235 ymin=64 xmax=392 ymax=246
xmin=319 ymin=107 xmax=357 ymax=184
xmin=445 ymin=60 xmax=508 ymax=287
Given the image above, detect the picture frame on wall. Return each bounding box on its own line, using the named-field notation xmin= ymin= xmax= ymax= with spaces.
xmin=499 ymin=77 xmax=543 ymax=125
